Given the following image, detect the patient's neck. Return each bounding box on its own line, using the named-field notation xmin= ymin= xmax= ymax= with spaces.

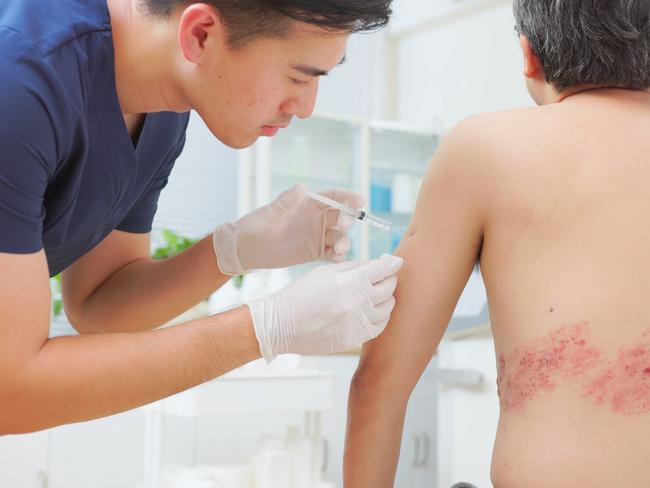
xmin=556 ymin=85 xmax=649 ymax=104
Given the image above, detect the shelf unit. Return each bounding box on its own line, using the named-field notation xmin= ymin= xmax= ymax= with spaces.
xmin=240 ymin=112 xmax=488 ymax=335
xmin=142 ymin=368 xmax=334 ymax=488
xmin=240 ymin=112 xmax=438 ymax=263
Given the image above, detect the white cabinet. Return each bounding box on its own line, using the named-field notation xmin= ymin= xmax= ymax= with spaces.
xmin=242 ymin=112 xmax=488 ymax=331
xmin=242 ymin=113 xmax=439 ymax=267
xmin=0 ymin=431 xmax=48 ymax=488
xmin=366 ymin=120 xmax=437 ymax=259
xmin=395 ymin=358 xmax=438 ymax=488
xmin=141 ymin=367 xmax=336 ymax=488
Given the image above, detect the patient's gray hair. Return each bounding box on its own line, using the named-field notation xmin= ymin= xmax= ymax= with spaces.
xmin=513 ymin=0 xmax=650 ymax=91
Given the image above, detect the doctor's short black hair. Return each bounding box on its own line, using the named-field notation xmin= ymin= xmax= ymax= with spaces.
xmin=513 ymin=0 xmax=650 ymax=91
xmin=139 ymin=0 xmax=393 ymax=48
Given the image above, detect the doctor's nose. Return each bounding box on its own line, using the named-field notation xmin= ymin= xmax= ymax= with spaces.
xmin=281 ymin=81 xmax=319 ymax=119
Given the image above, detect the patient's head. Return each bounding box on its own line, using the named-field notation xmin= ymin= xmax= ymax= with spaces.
xmin=513 ymin=0 xmax=650 ymax=104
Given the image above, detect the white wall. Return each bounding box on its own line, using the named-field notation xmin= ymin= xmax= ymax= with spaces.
xmin=153 ymin=111 xmax=240 ymax=240
xmin=315 ymin=31 xmax=389 ymax=119
xmin=394 ymin=0 xmax=533 ymax=128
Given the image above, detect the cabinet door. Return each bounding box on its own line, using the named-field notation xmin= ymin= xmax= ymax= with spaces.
xmin=396 ymin=359 xmax=438 ymax=488
xmin=367 ymin=123 xmax=438 ymax=260
xmin=0 ymin=432 xmax=49 ymax=488
xmin=255 ymin=115 xmax=366 ymax=269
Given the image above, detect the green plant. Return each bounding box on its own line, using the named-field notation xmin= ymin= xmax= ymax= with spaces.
xmin=152 ymin=229 xmax=199 ymax=260
xmin=51 ymin=273 xmax=63 ymax=318
xmin=232 ymin=274 xmax=245 ymax=289
xmin=50 ymin=229 xmax=245 ymax=319
xmin=152 ymin=228 xmax=245 ymax=288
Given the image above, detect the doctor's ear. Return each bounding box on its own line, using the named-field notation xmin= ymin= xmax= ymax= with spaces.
xmin=178 ymin=4 xmax=228 ymax=64
xmin=519 ymin=35 xmax=544 ymax=80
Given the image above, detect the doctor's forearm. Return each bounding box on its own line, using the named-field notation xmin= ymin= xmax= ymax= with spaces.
xmin=1 ymin=306 xmax=260 ymax=434
xmin=68 ymin=235 xmax=229 ymax=333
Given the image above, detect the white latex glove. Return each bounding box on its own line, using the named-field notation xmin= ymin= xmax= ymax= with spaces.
xmin=213 ymin=183 xmax=365 ymax=275
xmin=246 ymin=254 xmax=404 ymax=363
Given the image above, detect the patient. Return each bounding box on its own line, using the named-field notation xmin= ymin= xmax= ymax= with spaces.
xmin=344 ymin=1 xmax=650 ymax=487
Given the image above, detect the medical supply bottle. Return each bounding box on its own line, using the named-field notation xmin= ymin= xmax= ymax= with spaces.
xmin=284 ymin=425 xmax=313 ymax=488
xmin=252 ymin=435 xmax=292 ymax=488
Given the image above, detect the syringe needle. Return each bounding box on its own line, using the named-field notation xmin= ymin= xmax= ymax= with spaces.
xmin=307 ymin=192 xmax=400 ymax=235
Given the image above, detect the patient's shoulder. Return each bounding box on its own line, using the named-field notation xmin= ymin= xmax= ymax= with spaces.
xmin=449 ymin=106 xmax=551 ymax=151
xmin=444 ymin=106 xmax=557 ymax=176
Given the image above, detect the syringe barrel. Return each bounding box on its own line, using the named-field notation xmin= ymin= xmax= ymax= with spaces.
xmin=362 ymin=213 xmax=393 ymax=232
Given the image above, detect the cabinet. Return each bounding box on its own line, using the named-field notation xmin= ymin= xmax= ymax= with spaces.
xmin=395 ymin=357 xmax=438 ymax=488
xmin=241 ymin=112 xmax=488 ymax=333
xmin=241 ymin=112 xmax=438 ymax=267
xmin=0 ymin=431 xmax=48 ymax=488
xmin=141 ymin=367 xmax=335 ymax=488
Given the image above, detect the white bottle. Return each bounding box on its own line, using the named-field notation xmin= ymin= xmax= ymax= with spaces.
xmin=391 ymin=173 xmax=413 ymax=214
xmin=162 ymin=467 xmax=217 ymax=488
xmin=252 ymin=435 xmax=293 ymax=488
xmin=202 ymin=465 xmax=254 ymax=488
xmin=285 ymin=425 xmax=313 ymax=488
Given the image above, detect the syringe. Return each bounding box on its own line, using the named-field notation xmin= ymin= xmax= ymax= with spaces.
xmin=307 ymin=192 xmax=405 ymax=236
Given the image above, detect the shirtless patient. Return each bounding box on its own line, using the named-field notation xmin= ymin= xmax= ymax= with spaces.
xmin=344 ymin=1 xmax=650 ymax=487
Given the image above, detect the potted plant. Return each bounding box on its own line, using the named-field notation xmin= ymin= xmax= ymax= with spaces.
xmin=49 ymin=229 xmax=245 ymax=328
xmin=152 ymin=229 xmax=244 ymax=327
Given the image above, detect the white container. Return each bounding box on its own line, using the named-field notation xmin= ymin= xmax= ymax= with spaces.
xmin=252 ymin=435 xmax=293 ymax=488
xmin=202 ymin=465 xmax=254 ymax=488
xmin=161 ymin=467 xmax=217 ymax=488
xmin=285 ymin=425 xmax=313 ymax=488
xmin=391 ymin=173 xmax=413 ymax=214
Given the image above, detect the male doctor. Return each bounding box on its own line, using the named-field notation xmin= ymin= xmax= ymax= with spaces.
xmin=0 ymin=0 xmax=401 ymax=434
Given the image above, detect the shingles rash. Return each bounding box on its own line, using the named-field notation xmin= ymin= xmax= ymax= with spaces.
xmin=497 ymin=322 xmax=601 ymax=410
xmin=585 ymin=343 xmax=650 ymax=415
xmin=498 ymin=323 xmax=650 ymax=415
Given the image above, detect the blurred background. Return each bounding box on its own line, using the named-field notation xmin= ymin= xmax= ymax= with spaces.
xmin=1 ymin=0 xmax=534 ymax=487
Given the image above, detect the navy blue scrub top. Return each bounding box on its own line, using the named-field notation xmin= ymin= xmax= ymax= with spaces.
xmin=0 ymin=0 xmax=191 ymax=276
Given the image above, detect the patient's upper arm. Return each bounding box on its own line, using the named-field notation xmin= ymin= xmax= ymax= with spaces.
xmin=356 ymin=118 xmax=492 ymax=392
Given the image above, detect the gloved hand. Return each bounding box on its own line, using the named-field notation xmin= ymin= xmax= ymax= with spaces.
xmin=246 ymin=254 xmax=404 ymax=363
xmin=213 ymin=183 xmax=365 ymax=275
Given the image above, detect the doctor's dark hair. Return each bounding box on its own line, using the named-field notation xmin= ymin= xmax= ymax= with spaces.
xmin=513 ymin=0 xmax=650 ymax=91
xmin=139 ymin=0 xmax=393 ymax=48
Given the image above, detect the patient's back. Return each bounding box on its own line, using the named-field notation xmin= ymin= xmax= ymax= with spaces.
xmin=478 ymin=89 xmax=650 ymax=488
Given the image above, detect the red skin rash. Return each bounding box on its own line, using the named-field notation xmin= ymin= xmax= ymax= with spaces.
xmin=497 ymin=324 xmax=650 ymax=415
xmin=497 ymin=322 xmax=601 ymax=410
xmin=584 ymin=343 xmax=650 ymax=415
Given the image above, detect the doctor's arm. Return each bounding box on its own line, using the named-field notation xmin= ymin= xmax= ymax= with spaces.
xmin=343 ymin=120 xmax=489 ymax=487
xmin=63 ymin=183 xmax=364 ymax=334
xmin=62 ymin=230 xmax=226 ymax=333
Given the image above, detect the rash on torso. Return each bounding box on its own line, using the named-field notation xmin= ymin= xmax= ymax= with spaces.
xmin=497 ymin=322 xmax=650 ymax=415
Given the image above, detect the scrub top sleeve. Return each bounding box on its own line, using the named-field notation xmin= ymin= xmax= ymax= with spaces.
xmin=0 ymin=69 xmax=60 ymax=254
xmin=116 ymin=132 xmax=187 ymax=234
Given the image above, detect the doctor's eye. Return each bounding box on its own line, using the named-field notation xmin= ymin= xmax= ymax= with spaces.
xmin=291 ymin=78 xmax=310 ymax=87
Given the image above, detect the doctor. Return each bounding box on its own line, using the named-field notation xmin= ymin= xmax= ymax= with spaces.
xmin=0 ymin=0 xmax=401 ymax=434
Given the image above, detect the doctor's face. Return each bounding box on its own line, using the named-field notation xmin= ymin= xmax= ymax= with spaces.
xmin=181 ymin=18 xmax=349 ymax=149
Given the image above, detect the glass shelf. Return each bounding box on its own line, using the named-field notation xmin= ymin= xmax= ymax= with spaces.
xmin=248 ymin=112 xmax=438 ymax=266
xmin=268 ymin=116 xmax=363 ymax=192
xmin=270 ymin=173 xmax=358 ymax=193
